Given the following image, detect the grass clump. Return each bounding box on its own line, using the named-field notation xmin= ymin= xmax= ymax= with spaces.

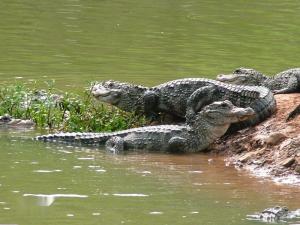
xmin=0 ymin=81 xmax=147 ymax=132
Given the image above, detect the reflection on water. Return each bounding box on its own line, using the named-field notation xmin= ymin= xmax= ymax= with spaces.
xmin=0 ymin=131 xmax=299 ymax=225
xmin=23 ymin=194 xmax=88 ymax=206
xmin=112 ymin=193 xmax=149 ymax=197
xmin=33 ymin=169 xmax=62 ymax=173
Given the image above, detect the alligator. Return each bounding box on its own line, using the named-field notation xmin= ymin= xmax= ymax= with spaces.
xmin=217 ymin=67 xmax=300 ymax=94
xmin=0 ymin=114 xmax=35 ymax=128
xmin=91 ymin=78 xmax=276 ymax=131
xmin=247 ymin=206 xmax=300 ymax=223
xmin=35 ymin=100 xmax=255 ymax=153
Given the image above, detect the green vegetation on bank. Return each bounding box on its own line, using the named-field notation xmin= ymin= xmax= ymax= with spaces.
xmin=0 ymin=81 xmax=147 ymax=132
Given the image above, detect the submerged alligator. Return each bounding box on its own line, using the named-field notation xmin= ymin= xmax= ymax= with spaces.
xmin=0 ymin=114 xmax=35 ymax=128
xmin=36 ymin=100 xmax=255 ymax=152
xmin=217 ymin=67 xmax=300 ymax=94
xmin=247 ymin=206 xmax=300 ymax=223
xmin=91 ymin=78 xmax=276 ymax=131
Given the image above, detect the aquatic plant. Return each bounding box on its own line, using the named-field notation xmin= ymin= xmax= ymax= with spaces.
xmin=0 ymin=81 xmax=147 ymax=132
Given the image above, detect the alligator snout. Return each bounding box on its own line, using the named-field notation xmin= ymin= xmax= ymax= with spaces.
xmin=91 ymin=85 xmax=111 ymax=98
xmin=232 ymin=107 xmax=255 ymax=121
xmin=216 ymin=74 xmax=236 ymax=82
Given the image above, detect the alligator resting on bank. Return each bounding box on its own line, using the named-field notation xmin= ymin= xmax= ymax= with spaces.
xmin=0 ymin=114 xmax=35 ymax=128
xmin=36 ymin=100 xmax=254 ymax=153
xmin=217 ymin=67 xmax=300 ymax=94
xmin=91 ymin=78 xmax=276 ymax=132
xmin=247 ymin=206 xmax=300 ymax=223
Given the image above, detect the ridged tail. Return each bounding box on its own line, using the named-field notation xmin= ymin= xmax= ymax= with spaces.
xmin=35 ymin=132 xmax=117 ymax=145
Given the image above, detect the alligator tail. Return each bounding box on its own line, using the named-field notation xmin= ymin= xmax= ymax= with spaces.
xmin=35 ymin=132 xmax=114 ymax=145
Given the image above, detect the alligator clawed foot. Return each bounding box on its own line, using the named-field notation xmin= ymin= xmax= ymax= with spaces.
xmin=105 ymin=136 xmax=124 ymax=153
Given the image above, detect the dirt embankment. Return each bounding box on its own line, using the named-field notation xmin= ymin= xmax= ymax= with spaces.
xmin=212 ymin=94 xmax=300 ymax=185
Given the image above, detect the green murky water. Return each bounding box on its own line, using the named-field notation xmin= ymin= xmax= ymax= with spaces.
xmin=0 ymin=0 xmax=300 ymax=224
xmin=0 ymin=0 xmax=300 ymax=88
xmin=0 ymin=130 xmax=300 ymax=225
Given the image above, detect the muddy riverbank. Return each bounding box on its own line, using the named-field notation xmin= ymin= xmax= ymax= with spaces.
xmin=212 ymin=94 xmax=300 ymax=185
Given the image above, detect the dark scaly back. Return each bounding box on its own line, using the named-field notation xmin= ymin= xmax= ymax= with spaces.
xmin=154 ymin=78 xmax=220 ymax=117
xmin=155 ymin=78 xmax=276 ymax=132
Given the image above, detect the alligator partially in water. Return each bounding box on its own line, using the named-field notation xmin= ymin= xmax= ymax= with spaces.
xmin=217 ymin=67 xmax=300 ymax=94
xmin=0 ymin=114 xmax=35 ymax=128
xmin=91 ymin=78 xmax=276 ymax=131
xmin=247 ymin=206 xmax=300 ymax=223
xmin=36 ymin=100 xmax=255 ymax=153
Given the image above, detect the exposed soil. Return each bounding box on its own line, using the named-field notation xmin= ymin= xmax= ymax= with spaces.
xmin=211 ymin=93 xmax=300 ymax=185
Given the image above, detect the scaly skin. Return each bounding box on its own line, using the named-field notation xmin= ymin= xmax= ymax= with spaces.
xmin=217 ymin=67 xmax=300 ymax=94
xmin=247 ymin=206 xmax=300 ymax=222
xmin=36 ymin=100 xmax=255 ymax=153
xmin=91 ymin=79 xmax=276 ymax=131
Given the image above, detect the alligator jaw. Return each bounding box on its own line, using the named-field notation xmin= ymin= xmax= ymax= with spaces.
xmin=91 ymin=85 xmax=121 ymax=105
xmin=216 ymin=74 xmax=238 ymax=83
xmin=231 ymin=107 xmax=255 ymax=121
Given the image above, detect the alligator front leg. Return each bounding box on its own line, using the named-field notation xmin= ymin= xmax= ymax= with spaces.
xmin=143 ymin=90 xmax=159 ymax=121
xmin=168 ymin=136 xmax=187 ymax=152
xmin=105 ymin=136 xmax=124 ymax=153
xmin=186 ymin=85 xmax=218 ymax=122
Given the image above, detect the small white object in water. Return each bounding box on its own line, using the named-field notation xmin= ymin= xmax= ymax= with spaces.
xmin=73 ymin=166 xmax=82 ymax=169
xmin=77 ymin=157 xmax=94 ymax=160
xmin=138 ymin=171 xmax=152 ymax=174
xmin=95 ymin=169 xmax=106 ymax=173
xmin=33 ymin=169 xmax=62 ymax=173
xmin=112 ymin=193 xmax=149 ymax=197
xmin=88 ymin=165 xmax=101 ymax=168
xmin=23 ymin=193 xmax=88 ymax=206
xmin=149 ymin=211 xmax=163 ymax=215
xmin=188 ymin=170 xmax=203 ymax=174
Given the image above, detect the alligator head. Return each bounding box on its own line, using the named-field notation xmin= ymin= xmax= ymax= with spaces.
xmin=246 ymin=206 xmax=297 ymax=222
xmin=201 ymin=100 xmax=255 ymax=124
xmin=0 ymin=114 xmax=12 ymax=124
xmin=217 ymin=68 xmax=267 ymax=86
xmin=91 ymin=80 xmax=148 ymax=113
xmin=0 ymin=114 xmax=35 ymax=128
xmin=191 ymin=100 xmax=255 ymax=141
